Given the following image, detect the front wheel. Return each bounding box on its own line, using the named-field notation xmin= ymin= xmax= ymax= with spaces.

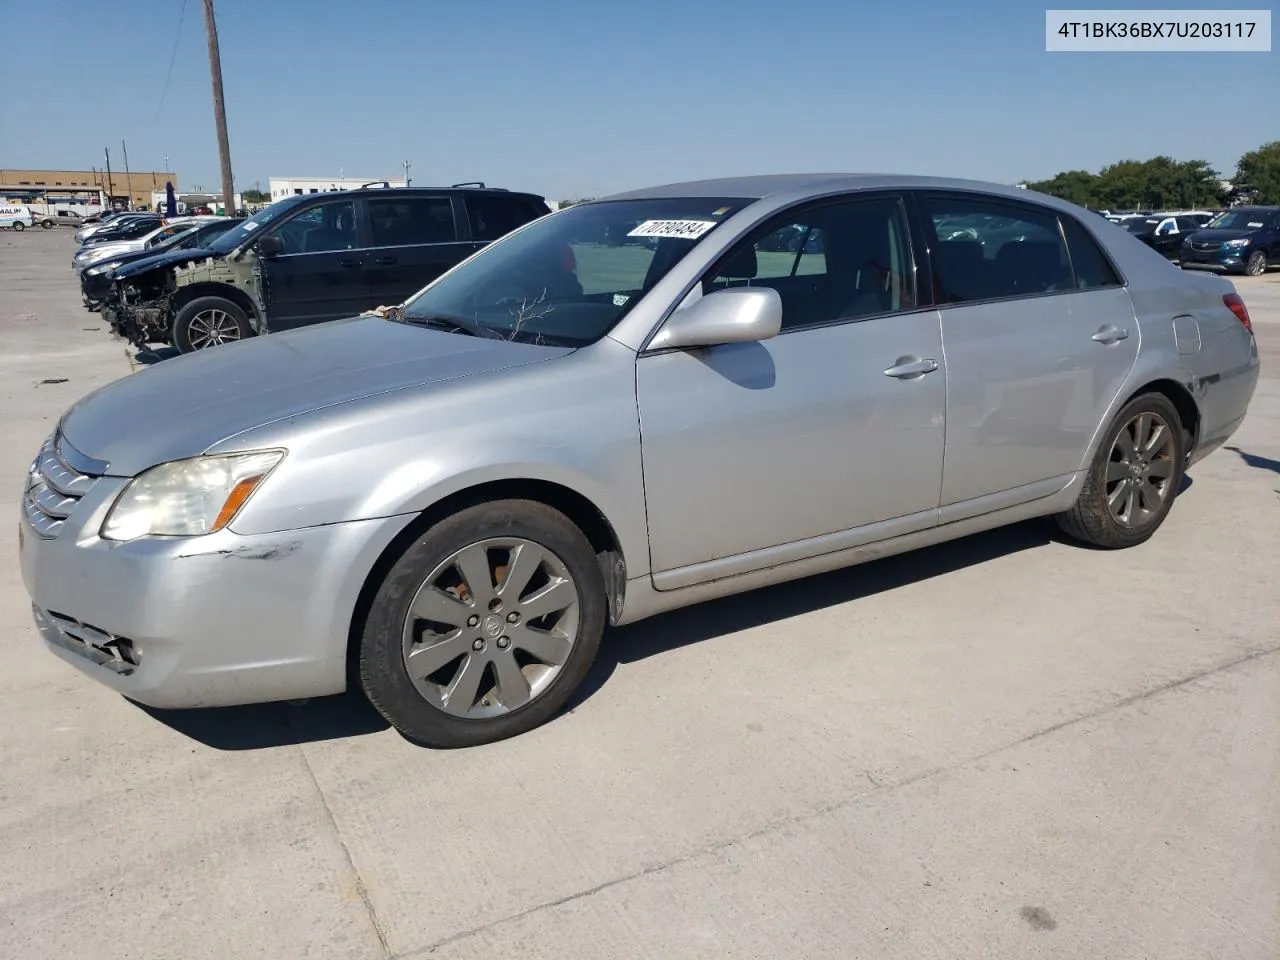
xmin=359 ymin=500 xmax=607 ymax=748
xmin=11 ymin=221 xmax=24 ymax=232
xmin=1055 ymin=393 xmax=1186 ymax=549
xmin=171 ymin=296 xmax=252 ymax=352
xmin=1245 ymin=250 xmax=1267 ymax=277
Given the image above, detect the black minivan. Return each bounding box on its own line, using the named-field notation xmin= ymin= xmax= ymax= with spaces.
xmin=102 ymin=185 xmax=553 ymax=352
xmin=1180 ymin=206 xmax=1280 ymax=276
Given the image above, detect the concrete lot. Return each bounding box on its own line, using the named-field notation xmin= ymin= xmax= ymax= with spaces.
xmin=1 ymin=227 xmax=1277 ymax=959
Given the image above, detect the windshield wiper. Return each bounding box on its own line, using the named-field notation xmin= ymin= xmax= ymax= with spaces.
xmin=399 ymin=314 xmax=502 ymax=339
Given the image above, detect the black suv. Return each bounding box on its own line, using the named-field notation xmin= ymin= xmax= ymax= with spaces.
xmin=1180 ymin=206 xmax=1280 ymax=276
xmin=101 ymin=185 xmax=552 ymax=352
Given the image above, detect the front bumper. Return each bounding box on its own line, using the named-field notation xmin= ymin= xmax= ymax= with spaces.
xmin=20 ymin=471 xmax=414 ymax=709
xmin=1179 ymin=247 xmax=1248 ymax=272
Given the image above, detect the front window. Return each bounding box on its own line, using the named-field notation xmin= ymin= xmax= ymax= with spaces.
xmin=400 ymin=198 xmax=747 ymax=346
xmin=1206 ymin=210 xmax=1269 ymax=230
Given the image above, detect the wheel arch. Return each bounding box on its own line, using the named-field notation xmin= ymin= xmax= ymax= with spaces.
xmin=171 ymin=282 xmax=259 ymax=322
xmin=1122 ymin=378 xmax=1201 ymax=456
xmin=345 ymin=477 xmax=628 ymax=683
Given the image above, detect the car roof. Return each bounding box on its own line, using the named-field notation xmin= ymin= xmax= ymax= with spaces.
xmin=317 ymin=186 xmax=546 ymax=200
xmin=601 ymin=173 xmax=1041 ymax=203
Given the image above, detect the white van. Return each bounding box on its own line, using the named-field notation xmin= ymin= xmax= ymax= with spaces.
xmin=1 ymin=205 xmax=34 ymax=231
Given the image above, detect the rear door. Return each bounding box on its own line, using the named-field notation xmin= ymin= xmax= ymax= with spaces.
xmin=919 ymin=192 xmax=1139 ymax=516
xmin=258 ymin=197 xmax=370 ymax=330
xmin=363 ymin=194 xmax=473 ymax=305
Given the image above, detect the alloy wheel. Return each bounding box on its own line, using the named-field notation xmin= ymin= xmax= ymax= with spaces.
xmin=187 ymin=308 xmax=242 ymax=349
xmin=401 ymin=538 xmax=581 ymax=719
xmin=1246 ymin=252 xmax=1266 ymax=277
xmin=1105 ymin=411 xmax=1176 ymax=528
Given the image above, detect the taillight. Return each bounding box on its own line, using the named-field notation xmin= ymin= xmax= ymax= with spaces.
xmin=1223 ymin=293 xmax=1252 ymax=333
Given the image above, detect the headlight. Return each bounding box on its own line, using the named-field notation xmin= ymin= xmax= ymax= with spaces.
xmin=101 ymin=451 xmax=284 ymax=540
xmin=81 ymin=248 xmax=114 ymax=264
xmin=1224 ymin=238 xmax=1250 ymax=248
xmin=86 ymin=260 xmax=124 ymax=276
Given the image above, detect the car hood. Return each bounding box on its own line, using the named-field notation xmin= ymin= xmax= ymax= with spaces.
xmin=1186 ymin=228 xmax=1256 ymax=242
xmin=112 ymin=246 xmax=218 ymax=279
xmin=60 ymin=317 xmax=573 ymax=476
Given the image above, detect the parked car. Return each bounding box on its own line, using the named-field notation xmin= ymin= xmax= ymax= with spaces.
xmin=35 ymin=210 xmax=86 ymax=229
xmin=80 ymin=218 xmax=244 ymax=308
xmin=75 ymin=214 xmax=161 ymax=244
xmin=19 ymin=174 xmax=1259 ymax=747
xmin=73 ymin=217 xmax=224 ymax=270
xmin=100 ymin=185 xmax=551 ymax=352
xmin=1119 ymin=214 xmax=1209 ymax=260
xmin=1180 ymin=206 xmax=1280 ymax=276
xmin=1 ymin=204 xmax=35 ymax=230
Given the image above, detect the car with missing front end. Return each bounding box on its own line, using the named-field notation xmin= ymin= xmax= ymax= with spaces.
xmin=21 ymin=174 xmax=1259 ymax=748
xmin=99 ymin=185 xmax=552 ymax=353
xmin=80 ymin=218 xmax=244 ymax=310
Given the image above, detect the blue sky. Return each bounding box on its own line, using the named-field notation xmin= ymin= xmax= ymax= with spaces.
xmin=1 ymin=0 xmax=1273 ymax=199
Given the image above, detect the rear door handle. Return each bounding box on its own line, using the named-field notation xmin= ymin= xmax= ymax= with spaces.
xmin=1092 ymin=325 xmax=1129 ymax=344
xmin=374 ymin=255 xmax=397 ymax=266
xmin=339 ymin=258 xmax=362 ymax=269
xmin=883 ymin=357 xmax=939 ymax=379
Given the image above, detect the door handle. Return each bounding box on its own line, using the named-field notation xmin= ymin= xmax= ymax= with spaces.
xmin=374 ymin=255 xmax=397 ymax=266
xmin=883 ymin=357 xmax=939 ymax=379
xmin=1092 ymin=325 xmax=1130 ymax=344
xmin=339 ymin=258 xmax=361 ymax=268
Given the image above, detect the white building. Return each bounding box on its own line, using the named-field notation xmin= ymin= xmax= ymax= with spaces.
xmin=268 ymin=176 xmax=408 ymax=200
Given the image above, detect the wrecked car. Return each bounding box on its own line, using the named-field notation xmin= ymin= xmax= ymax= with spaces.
xmin=100 ymin=185 xmax=552 ymax=352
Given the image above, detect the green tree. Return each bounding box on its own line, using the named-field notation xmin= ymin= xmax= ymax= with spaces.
xmin=1235 ymin=141 xmax=1280 ymax=204
xmin=241 ymin=188 xmax=270 ymax=204
xmin=1024 ymin=169 xmax=1098 ymax=207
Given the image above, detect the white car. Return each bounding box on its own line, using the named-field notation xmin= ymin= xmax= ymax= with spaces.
xmin=1 ymin=204 xmax=35 ymax=230
xmin=73 ymin=218 xmax=221 ymax=269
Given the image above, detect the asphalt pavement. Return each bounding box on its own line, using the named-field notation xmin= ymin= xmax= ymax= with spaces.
xmin=1 ymin=227 xmax=1277 ymax=959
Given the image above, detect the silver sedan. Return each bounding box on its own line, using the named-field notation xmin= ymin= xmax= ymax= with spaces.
xmin=20 ymin=174 xmax=1260 ymax=746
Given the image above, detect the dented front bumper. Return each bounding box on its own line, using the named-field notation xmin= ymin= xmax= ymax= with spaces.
xmin=20 ymin=470 xmax=414 ymax=708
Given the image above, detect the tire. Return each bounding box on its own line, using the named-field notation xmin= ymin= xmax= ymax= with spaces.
xmin=1245 ymin=250 xmax=1267 ymax=277
xmin=1055 ymin=393 xmax=1186 ymax=549
xmin=171 ymin=296 xmax=252 ymax=353
xmin=40 ymin=219 xmax=53 ymax=229
xmin=359 ymin=499 xmax=606 ymax=748
xmin=12 ymin=221 xmax=24 ymax=232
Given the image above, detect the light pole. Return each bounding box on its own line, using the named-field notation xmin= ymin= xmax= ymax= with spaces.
xmin=403 ymin=159 xmax=412 ymax=188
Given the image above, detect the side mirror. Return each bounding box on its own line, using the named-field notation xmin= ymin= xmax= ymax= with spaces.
xmin=649 ymin=287 xmax=782 ymax=350
xmin=256 ymin=234 xmax=283 ymax=257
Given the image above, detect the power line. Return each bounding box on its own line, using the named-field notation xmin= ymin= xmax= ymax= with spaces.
xmin=142 ymin=0 xmax=190 ymax=151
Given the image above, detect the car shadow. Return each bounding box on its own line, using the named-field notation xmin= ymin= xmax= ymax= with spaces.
xmin=1226 ymin=446 xmax=1280 ymax=475
xmin=134 ymin=346 xmax=180 ymax=365
xmin=565 ymin=518 xmax=1055 ymax=712
xmin=135 ymin=688 xmax=390 ymax=751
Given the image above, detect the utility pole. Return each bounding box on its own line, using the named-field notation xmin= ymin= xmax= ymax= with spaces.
xmin=202 ymin=0 xmax=236 ymax=214
xmin=121 ymin=139 xmax=132 ymax=209
xmin=104 ymin=147 xmax=115 ymax=209
xmin=403 ymin=159 xmax=412 ymax=188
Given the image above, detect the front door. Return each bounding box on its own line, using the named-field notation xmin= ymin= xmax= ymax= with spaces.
xmin=259 ymin=197 xmax=371 ymax=330
xmin=637 ymin=194 xmax=947 ymax=586
xmin=364 ymin=195 xmax=475 ymax=305
xmin=917 ymin=193 xmax=1140 ymax=512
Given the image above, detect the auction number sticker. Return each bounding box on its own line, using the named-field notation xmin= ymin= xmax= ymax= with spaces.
xmin=627 ymin=219 xmax=718 ymax=240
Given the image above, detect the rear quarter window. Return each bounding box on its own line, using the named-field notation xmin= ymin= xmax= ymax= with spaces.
xmin=1061 ymin=216 xmax=1123 ymax=290
xmin=466 ymin=194 xmax=547 ymax=241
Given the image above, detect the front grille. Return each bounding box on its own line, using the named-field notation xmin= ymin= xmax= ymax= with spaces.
xmin=1191 ymin=240 xmax=1222 ymax=252
xmin=22 ymin=433 xmax=106 ymax=539
xmin=36 ymin=607 xmax=140 ymax=674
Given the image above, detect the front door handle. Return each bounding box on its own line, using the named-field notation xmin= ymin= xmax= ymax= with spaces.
xmin=884 ymin=357 xmax=939 ymax=379
xmin=1092 ymin=325 xmax=1129 ymax=344
xmin=339 ymin=258 xmax=361 ymax=269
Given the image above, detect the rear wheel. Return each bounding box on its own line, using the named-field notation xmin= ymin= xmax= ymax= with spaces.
xmin=40 ymin=218 xmax=54 ymax=229
xmin=12 ymin=221 xmax=24 ymax=232
xmin=1245 ymin=250 xmax=1267 ymax=276
xmin=359 ymin=500 xmax=606 ymax=747
xmin=172 ymin=296 xmax=252 ymax=352
xmin=1056 ymin=393 xmax=1186 ymax=549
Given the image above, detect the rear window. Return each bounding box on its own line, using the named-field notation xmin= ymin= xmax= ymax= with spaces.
xmin=466 ymin=194 xmax=547 ymax=241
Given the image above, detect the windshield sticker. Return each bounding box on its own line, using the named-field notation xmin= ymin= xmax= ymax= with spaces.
xmin=712 ymin=207 xmax=731 ymax=217
xmin=612 ymin=293 xmax=630 ymax=307
xmin=242 ymin=220 xmax=260 ymax=231
xmin=627 ymin=219 xmax=717 ymax=240
xmin=1247 ymin=222 xmax=1263 ymax=228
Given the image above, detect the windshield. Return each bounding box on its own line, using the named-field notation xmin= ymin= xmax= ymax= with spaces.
xmin=1123 ymin=218 xmax=1160 ymax=234
xmin=206 ymin=196 xmax=307 ymax=253
xmin=400 ymin=197 xmax=748 ymax=346
xmin=1205 ymin=209 xmax=1270 ymax=230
